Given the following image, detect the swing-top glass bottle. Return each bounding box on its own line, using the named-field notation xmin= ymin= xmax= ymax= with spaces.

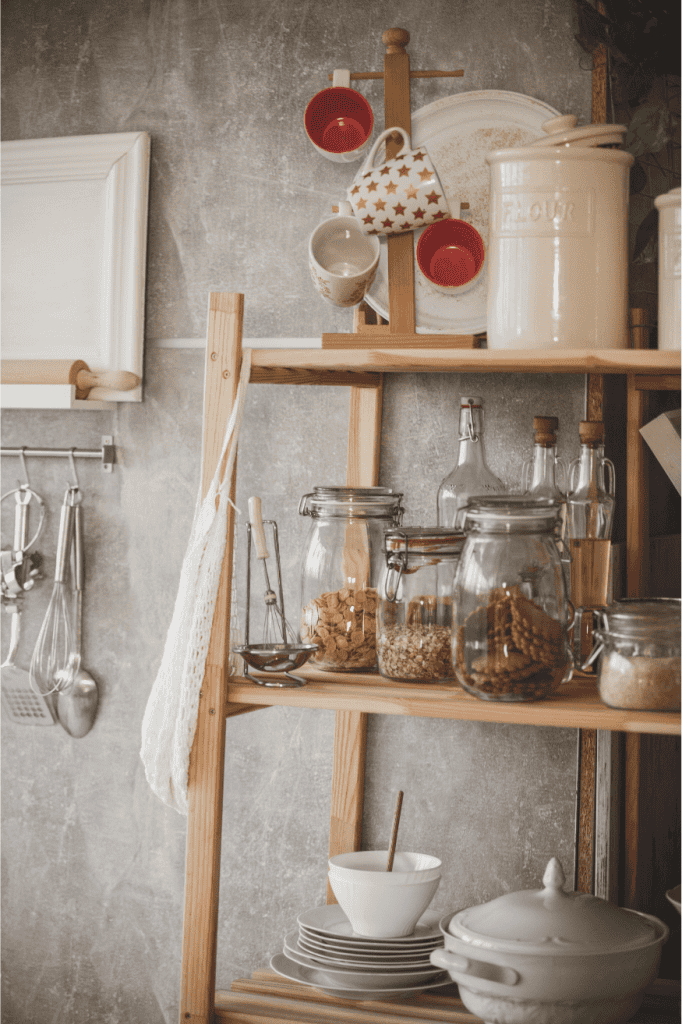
xmin=437 ymin=396 xmax=505 ymax=530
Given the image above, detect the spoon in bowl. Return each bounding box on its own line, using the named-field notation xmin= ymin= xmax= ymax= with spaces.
xmin=57 ymin=502 xmax=98 ymax=737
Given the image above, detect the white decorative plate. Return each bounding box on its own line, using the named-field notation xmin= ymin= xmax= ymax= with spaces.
xmin=297 ymin=905 xmax=442 ymax=943
xmin=363 ymin=90 xmax=561 ymax=333
xmin=270 ymin=953 xmax=451 ymax=999
xmin=281 ymin=940 xmax=441 ymax=987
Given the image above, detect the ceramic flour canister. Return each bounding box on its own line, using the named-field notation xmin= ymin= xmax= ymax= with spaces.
xmin=431 ymin=858 xmax=668 ymax=1024
xmin=654 ymin=186 xmax=681 ymax=351
xmin=485 ymin=116 xmax=634 ymax=349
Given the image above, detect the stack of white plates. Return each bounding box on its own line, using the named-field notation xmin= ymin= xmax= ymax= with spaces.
xmin=270 ymin=904 xmax=451 ymax=1000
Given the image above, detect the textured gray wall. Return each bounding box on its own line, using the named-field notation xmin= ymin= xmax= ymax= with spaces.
xmin=2 ymin=2 xmax=593 ymax=1022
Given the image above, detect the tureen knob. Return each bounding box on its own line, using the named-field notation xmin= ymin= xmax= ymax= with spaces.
xmin=542 ymin=857 xmax=566 ymax=891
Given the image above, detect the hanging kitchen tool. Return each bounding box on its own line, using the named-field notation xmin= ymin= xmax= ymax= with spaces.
xmin=1 ymin=600 xmax=56 ymax=725
xmin=1 ymin=451 xmax=45 ymax=601
xmin=56 ymin=496 xmax=98 ymax=737
xmin=233 ymin=497 xmax=317 ymax=688
xmin=29 ymin=485 xmax=79 ymax=695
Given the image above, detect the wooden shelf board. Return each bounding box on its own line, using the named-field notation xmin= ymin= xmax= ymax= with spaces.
xmin=216 ymin=975 xmax=682 ymax=1023
xmin=248 ymin=348 xmax=680 ymax=382
xmin=226 ymin=671 xmax=680 ymax=735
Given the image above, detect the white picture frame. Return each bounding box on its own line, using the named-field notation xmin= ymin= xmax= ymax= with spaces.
xmin=1 ymin=131 xmax=150 ymax=408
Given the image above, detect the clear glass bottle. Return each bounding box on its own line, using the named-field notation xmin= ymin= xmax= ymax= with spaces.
xmin=298 ymin=487 xmax=404 ymax=672
xmin=566 ymin=421 xmax=615 ymax=540
xmin=437 ymin=396 xmax=505 ymax=530
xmin=452 ymin=496 xmax=574 ymax=702
xmin=377 ymin=528 xmax=465 ymax=682
xmin=521 ymin=416 xmax=567 ymax=502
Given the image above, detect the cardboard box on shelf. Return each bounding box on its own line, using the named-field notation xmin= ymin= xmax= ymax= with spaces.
xmin=640 ymin=409 xmax=681 ymax=495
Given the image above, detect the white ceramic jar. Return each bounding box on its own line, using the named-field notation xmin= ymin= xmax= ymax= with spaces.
xmin=485 ymin=117 xmax=634 ymax=350
xmin=654 ymin=186 xmax=681 ymax=350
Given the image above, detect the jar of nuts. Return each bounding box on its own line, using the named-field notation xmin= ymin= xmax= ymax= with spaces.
xmin=453 ymin=496 xmax=574 ymax=702
xmin=299 ymin=487 xmax=404 ymax=672
xmin=377 ymin=528 xmax=465 ymax=682
xmin=582 ymin=598 xmax=680 ymax=712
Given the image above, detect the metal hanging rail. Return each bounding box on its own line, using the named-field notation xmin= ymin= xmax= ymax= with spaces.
xmin=1 ymin=436 xmax=115 ymax=472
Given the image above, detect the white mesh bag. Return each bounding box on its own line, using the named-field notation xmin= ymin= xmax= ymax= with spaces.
xmin=141 ymin=350 xmax=251 ymax=814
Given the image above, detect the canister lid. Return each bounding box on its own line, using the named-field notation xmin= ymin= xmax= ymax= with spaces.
xmin=299 ymin=486 xmax=404 ymax=519
xmin=462 ymin=495 xmax=560 ymax=533
xmin=526 ymin=114 xmax=627 ymax=149
xmin=654 ymin=186 xmax=681 ymax=211
xmin=601 ymin=598 xmax=681 ymax=641
xmin=447 ymin=858 xmax=667 ymax=956
xmin=384 ymin=526 xmax=466 ymax=557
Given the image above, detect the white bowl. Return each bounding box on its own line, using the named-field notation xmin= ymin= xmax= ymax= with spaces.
xmin=327 ymin=851 xmax=442 ymax=938
xmin=328 ymin=850 xmax=441 ymax=883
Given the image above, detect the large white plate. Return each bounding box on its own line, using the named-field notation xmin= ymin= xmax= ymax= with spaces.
xmin=288 ymin=932 xmax=436 ymax=970
xmin=282 ymin=938 xmax=441 ymax=986
xmin=270 ymin=953 xmax=451 ymax=1000
xmin=297 ymin=905 xmax=442 ymax=944
xmin=363 ymin=90 xmax=561 ymax=334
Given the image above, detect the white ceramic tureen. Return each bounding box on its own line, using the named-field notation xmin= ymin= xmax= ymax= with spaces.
xmin=430 ymin=858 xmax=668 ymax=1024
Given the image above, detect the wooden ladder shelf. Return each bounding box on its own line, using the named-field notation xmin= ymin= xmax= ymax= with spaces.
xmin=177 ymin=27 xmax=681 ymax=1024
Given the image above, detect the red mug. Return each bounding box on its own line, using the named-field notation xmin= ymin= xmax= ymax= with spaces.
xmin=416 ymin=209 xmax=486 ymax=293
xmin=304 ymin=70 xmax=373 ymax=163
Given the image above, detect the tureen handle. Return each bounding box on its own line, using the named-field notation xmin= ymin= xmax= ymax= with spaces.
xmin=542 ymin=857 xmax=566 ymax=891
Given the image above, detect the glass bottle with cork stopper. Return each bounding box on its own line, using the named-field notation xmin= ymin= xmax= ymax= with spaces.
xmin=566 ymin=421 xmax=616 ymax=665
xmin=566 ymin=420 xmax=615 ymax=542
xmin=437 ymin=396 xmax=505 ymax=530
xmin=522 ymin=416 xmax=567 ymax=502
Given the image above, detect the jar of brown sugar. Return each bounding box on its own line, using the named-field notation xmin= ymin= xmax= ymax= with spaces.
xmin=582 ymin=598 xmax=681 ymax=712
xmin=453 ymin=496 xmax=574 ymax=702
xmin=298 ymin=487 xmax=404 ymax=672
xmin=377 ymin=528 xmax=466 ymax=682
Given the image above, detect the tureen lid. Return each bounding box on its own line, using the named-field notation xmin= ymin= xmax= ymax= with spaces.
xmin=448 ymin=858 xmax=662 ymax=955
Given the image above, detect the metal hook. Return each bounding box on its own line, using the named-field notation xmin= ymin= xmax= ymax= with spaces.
xmin=18 ymin=448 xmax=30 ymax=491
xmin=68 ymin=448 xmax=80 ymax=491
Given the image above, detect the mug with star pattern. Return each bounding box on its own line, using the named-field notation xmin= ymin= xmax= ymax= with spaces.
xmin=347 ymin=127 xmax=451 ymax=236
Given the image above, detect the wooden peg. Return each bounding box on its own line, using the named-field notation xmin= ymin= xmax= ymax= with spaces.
xmin=382 ymin=27 xmax=410 ymax=54
xmin=1 ymin=359 xmax=141 ymax=398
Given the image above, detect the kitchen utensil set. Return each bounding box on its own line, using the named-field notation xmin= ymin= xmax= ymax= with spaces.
xmin=1 ymin=460 xmax=98 ymax=735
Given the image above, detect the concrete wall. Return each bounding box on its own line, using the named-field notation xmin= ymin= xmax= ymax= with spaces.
xmin=2 ymin=2 xmax=593 ymax=1021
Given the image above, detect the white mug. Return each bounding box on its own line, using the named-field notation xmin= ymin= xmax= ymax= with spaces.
xmin=308 ymin=202 xmax=380 ymax=307
xmin=347 ymin=126 xmax=450 ymax=235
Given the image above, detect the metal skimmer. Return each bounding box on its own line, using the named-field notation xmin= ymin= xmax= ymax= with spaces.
xmin=233 ymin=497 xmax=316 ymax=688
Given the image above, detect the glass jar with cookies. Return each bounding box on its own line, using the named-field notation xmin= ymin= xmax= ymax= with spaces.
xmin=452 ymin=496 xmax=574 ymax=702
xmin=298 ymin=487 xmax=404 ymax=672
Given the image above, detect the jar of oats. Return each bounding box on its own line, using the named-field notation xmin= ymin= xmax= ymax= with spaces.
xmin=584 ymin=599 xmax=681 ymax=712
xmin=377 ymin=528 xmax=465 ymax=682
xmin=298 ymin=487 xmax=404 ymax=672
xmin=453 ymin=496 xmax=574 ymax=702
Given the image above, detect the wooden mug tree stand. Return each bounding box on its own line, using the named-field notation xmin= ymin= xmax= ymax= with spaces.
xmin=321 ymin=28 xmax=482 ymax=352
